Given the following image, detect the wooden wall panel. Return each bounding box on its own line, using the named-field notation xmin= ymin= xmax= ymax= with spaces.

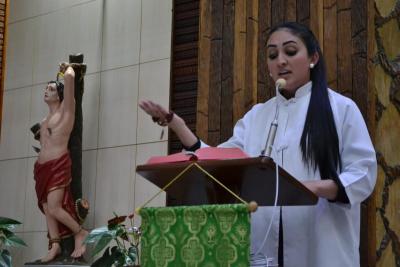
xmin=363 ymin=4 xmax=376 ymax=267
xmin=337 ymin=0 xmax=353 ymax=97
xmin=286 ymin=0 xmax=297 ymax=21
xmin=257 ymin=0 xmax=271 ymax=104
xmin=232 ymin=0 xmax=247 ymax=127
xmin=297 ymin=0 xmax=311 ymax=25
xmin=207 ymin=0 xmax=223 ymax=145
xmin=374 ymin=1 xmax=400 ymax=266
xmin=196 ymin=0 xmax=210 ymax=143
xmin=271 ymin=0 xmax=285 ymax=26
xmin=221 ymin=0 xmax=235 ymax=142
xmin=245 ymin=0 xmax=259 ymax=111
xmin=309 ymin=0 xmax=323 ymax=43
xmin=352 ymin=0 xmax=369 ymax=118
xmin=171 ymin=0 xmax=378 ymax=265
xmin=170 ymin=0 xmax=200 ymax=152
xmin=323 ymin=0 xmax=338 ymax=89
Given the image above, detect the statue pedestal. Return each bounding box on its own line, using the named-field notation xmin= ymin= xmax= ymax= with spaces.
xmin=24 ymin=264 xmax=90 ymax=267
xmin=24 ymin=253 xmax=89 ymax=267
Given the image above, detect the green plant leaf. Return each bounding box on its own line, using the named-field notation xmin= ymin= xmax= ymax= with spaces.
xmin=0 ymin=249 xmax=11 ymax=267
xmin=1 ymin=229 xmax=26 ymax=248
xmin=109 ymin=246 xmax=124 ymax=267
xmin=116 ymin=225 xmax=129 ymax=242
xmin=85 ymin=226 xmax=119 ymax=258
xmin=0 ymin=236 xmax=6 ymax=245
xmin=124 ymin=254 xmax=134 ymax=266
xmin=91 ymin=247 xmax=114 ymax=267
xmin=128 ymin=246 xmax=137 ymax=263
xmin=0 ymin=218 xmax=21 ymax=226
xmin=0 ymin=217 xmax=21 ymax=231
xmin=84 ymin=226 xmax=116 ymax=244
xmin=91 ymin=234 xmax=114 ymax=257
xmin=4 ymin=235 xmax=27 ymax=248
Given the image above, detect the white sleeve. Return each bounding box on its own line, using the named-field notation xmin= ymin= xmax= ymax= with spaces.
xmin=199 ymin=105 xmax=256 ymax=149
xmin=338 ymin=100 xmax=377 ymax=205
xmin=198 ymin=117 xmax=247 ymax=149
xmin=198 ymin=118 xmax=246 ymax=149
xmin=218 ymin=108 xmax=253 ymax=151
xmin=199 ymin=140 xmax=210 ymax=148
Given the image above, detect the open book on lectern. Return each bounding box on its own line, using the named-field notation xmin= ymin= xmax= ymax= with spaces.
xmin=136 ymin=147 xmax=318 ymax=207
xmin=146 ymin=147 xmax=249 ymax=164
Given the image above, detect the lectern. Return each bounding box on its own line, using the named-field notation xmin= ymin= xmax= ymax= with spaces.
xmin=136 ymin=156 xmax=318 ymax=207
xmin=136 ymin=156 xmax=318 ymax=266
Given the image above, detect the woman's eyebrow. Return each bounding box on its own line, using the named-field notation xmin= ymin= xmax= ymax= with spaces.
xmin=267 ymin=40 xmax=297 ymax=48
xmin=283 ymin=40 xmax=297 ymax=46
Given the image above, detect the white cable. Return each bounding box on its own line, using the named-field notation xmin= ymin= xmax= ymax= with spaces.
xmin=252 ymin=79 xmax=285 ymax=266
xmin=254 ymin=146 xmax=280 ymax=257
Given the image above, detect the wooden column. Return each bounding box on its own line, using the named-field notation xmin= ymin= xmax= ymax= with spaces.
xmin=60 ymin=55 xmax=87 ymax=261
xmin=68 ymin=54 xmax=86 ymax=201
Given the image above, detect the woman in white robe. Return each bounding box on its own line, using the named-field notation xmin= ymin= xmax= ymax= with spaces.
xmin=140 ymin=22 xmax=377 ymax=267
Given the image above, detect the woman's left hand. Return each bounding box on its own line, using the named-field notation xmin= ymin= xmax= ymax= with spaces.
xmin=302 ymin=180 xmax=338 ymax=200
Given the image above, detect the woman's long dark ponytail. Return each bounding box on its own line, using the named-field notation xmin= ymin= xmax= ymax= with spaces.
xmin=269 ymin=22 xmax=341 ymax=180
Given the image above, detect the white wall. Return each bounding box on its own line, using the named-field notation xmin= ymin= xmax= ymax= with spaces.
xmin=0 ymin=0 xmax=171 ymax=264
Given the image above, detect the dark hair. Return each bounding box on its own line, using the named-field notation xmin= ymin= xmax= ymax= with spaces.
xmin=269 ymin=22 xmax=341 ymax=180
xmin=48 ymin=80 xmax=64 ymax=102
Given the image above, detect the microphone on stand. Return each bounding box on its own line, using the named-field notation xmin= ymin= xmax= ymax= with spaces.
xmin=261 ymin=78 xmax=286 ymax=157
xmin=254 ymin=78 xmax=286 ymax=265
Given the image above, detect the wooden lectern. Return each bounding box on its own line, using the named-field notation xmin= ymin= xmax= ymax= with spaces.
xmin=136 ymin=156 xmax=318 ymax=207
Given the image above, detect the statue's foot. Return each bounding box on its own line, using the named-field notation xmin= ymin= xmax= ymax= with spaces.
xmin=71 ymin=227 xmax=88 ymax=258
xmin=41 ymin=242 xmax=61 ymax=263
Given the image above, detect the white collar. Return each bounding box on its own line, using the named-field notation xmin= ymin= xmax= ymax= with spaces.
xmin=276 ymin=81 xmax=312 ymax=103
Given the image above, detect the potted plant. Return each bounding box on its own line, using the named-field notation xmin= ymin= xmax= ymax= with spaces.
xmin=84 ymin=213 xmax=141 ymax=267
xmin=0 ymin=217 xmax=27 ymax=267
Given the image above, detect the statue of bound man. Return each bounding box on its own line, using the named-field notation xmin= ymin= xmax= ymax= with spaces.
xmin=32 ymin=63 xmax=88 ymax=263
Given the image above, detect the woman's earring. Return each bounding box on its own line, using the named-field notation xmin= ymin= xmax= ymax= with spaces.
xmin=310 ymin=63 xmax=315 ymax=69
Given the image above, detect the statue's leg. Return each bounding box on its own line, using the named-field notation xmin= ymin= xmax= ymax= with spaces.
xmin=47 ymin=188 xmax=88 ymax=258
xmin=70 ymin=224 xmax=88 ymax=258
xmin=40 ymin=203 xmax=61 ymax=262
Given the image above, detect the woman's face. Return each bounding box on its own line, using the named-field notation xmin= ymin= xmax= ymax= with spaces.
xmin=267 ymin=29 xmax=317 ymax=94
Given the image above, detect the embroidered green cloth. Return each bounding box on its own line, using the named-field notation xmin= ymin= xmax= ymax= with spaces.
xmin=139 ymin=203 xmax=250 ymax=267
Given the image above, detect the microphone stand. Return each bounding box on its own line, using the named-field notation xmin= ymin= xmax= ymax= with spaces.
xmin=260 ymin=79 xmax=286 ymax=158
xmin=254 ymin=79 xmax=286 ymax=265
xmin=261 ymin=106 xmax=279 ymax=157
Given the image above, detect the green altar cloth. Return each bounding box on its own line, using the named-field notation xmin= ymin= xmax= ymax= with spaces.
xmin=139 ymin=204 xmax=250 ymax=267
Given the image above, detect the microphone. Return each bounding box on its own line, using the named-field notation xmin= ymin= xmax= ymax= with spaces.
xmin=275 ymin=78 xmax=286 ymax=91
xmin=261 ymin=78 xmax=286 ymax=157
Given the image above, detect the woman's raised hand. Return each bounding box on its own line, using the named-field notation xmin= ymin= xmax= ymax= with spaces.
xmin=139 ymin=100 xmax=169 ymax=120
xmin=138 ymin=100 xmax=198 ymax=147
xmin=139 ymin=100 xmax=174 ymax=126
